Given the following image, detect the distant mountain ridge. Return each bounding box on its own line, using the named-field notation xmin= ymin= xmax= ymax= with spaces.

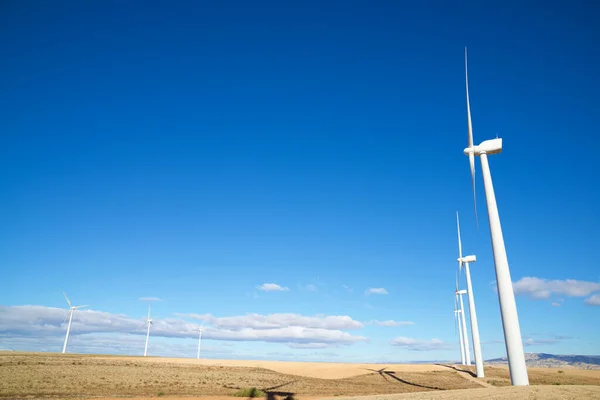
xmin=486 ymin=353 xmax=600 ymax=369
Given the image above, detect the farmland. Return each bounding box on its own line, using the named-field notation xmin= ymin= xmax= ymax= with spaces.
xmin=1 ymin=352 xmax=599 ymax=399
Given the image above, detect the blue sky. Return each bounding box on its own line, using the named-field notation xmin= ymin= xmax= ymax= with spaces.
xmin=1 ymin=1 xmax=599 ymax=362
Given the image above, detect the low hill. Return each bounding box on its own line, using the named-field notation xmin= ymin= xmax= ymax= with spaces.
xmin=486 ymin=353 xmax=600 ymax=369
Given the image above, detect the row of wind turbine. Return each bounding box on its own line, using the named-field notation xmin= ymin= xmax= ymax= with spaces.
xmin=453 ymin=304 xmax=465 ymax=365
xmin=456 ymin=48 xmax=529 ymax=386
xmin=60 ymin=295 xmax=206 ymax=359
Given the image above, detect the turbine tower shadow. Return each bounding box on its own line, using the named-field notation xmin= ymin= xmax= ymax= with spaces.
xmin=435 ymin=363 xmax=477 ymax=378
xmin=364 ymin=368 xmax=445 ymax=391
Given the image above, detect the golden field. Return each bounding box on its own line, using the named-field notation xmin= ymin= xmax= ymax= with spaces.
xmin=1 ymin=352 xmax=599 ymax=399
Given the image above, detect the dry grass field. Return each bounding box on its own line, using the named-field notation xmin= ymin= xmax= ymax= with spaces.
xmin=338 ymin=385 xmax=600 ymax=399
xmin=0 ymin=352 xmax=599 ymax=400
xmin=457 ymin=364 xmax=600 ymax=387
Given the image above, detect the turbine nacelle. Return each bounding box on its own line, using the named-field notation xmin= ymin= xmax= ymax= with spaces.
xmin=456 ymin=289 xmax=467 ymax=295
xmin=459 ymin=255 xmax=477 ymax=264
xmin=464 ymin=138 xmax=503 ymax=156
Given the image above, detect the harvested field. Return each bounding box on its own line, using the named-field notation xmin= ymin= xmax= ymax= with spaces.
xmin=337 ymin=385 xmax=600 ymax=399
xmin=0 ymin=352 xmax=478 ymax=398
xmin=455 ymin=364 xmax=600 ymax=387
xmin=1 ymin=352 xmax=599 ymax=399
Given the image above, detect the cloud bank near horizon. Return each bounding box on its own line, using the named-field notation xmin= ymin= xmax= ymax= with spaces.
xmin=0 ymin=305 xmax=367 ymax=351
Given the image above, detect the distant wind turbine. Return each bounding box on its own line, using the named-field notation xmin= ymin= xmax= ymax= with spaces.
xmin=62 ymin=292 xmax=88 ymax=354
xmin=456 ymin=211 xmax=485 ymax=377
xmin=144 ymin=305 xmax=153 ymax=357
xmin=463 ymin=48 xmax=529 ymax=386
xmin=454 ymin=303 xmax=466 ymax=365
xmin=196 ymin=319 xmax=205 ymax=360
xmin=455 ymin=289 xmax=471 ymax=366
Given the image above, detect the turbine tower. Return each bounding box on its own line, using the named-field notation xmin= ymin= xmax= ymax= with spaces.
xmin=456 ymin=211 xmax=485 ymax=377
xmin=62 ymin=292 xmax=88 ymax=354
xmin=455 ymin=289 xmax=471 ymax=366
xmin=196 ymin=320 xmax=205 ymax=360
xmin=144 ymin=305 xmax=153 ymax=357
xmin=454 ymin=304 xmax=466 ymax=365
xmin=463 ymin=48 xmax=529 ymax=386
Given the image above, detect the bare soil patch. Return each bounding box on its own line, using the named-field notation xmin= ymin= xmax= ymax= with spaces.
xmin=97 ymin=355 xmax=448 ymax=379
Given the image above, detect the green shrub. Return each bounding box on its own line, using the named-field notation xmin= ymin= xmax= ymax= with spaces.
xmin=232 ymin=388 xmax=265 ymax=398
xmin=157 ymin=391 xmax=165 ymax=397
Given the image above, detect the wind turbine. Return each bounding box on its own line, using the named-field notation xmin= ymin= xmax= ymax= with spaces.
xmin=455 ymin=289 xmax=471 ymax=366
xmin=196 ymin=319 xmax=205 ymax=360
xmin=454 ymin=301 xmax=466 ymax=365
xmin=62 ymin=292 xmax=88 ymax=354
xmin=463 ymin=48 xmax=529 ymax=386
xmin=144 ymin=305 xmax=153 ymax=357
xmin=456 ymin=211 xmax=485 ymax=377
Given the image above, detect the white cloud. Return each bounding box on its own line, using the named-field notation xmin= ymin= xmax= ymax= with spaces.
xmin=287 ymin=342 xmax=338 ymax=349
xmin=365 ymin=288 xmax=388 ymax=295
xmin=138 ymin=297 xmax=162 ymax=302
xmin=0 ymin=306 xmax=366 ymax=350
xmin=257 ymin=283 xmax=289 ymax=292
xmin=390 ymin=337 xmax=448 ymax=351
xmin=585 ymin=294 xmax=600 ymax=306
xmin=370 ymin=320 xmax=415 ymax=327
xmin=181 ymin=313 xmax=364 ymax=330
xmin=522 ymin=335 xmax=571 ymax=347
xmin=513 ymin=277 xmax=600 ymax=300
xmin=481 ymin=339 xmax=504 ymax=345
xmin=265 ymin=350 xmax=340 ymax=360
xmin=0 ymin=332 xmax=242 ymax=358
xmin=204 ymin=326 xmax=365 ymax=345
xmin=523 ymin=338 xmax=558 ymax=346
xmin=551 ymin=302 xmax=561 ymax=307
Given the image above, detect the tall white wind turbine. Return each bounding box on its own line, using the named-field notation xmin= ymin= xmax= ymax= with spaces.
xmin=454 ymin=301 xmax=466 ymax=365
xmin=463 ymin=48 xmax=529 ymax=386
xmin=456 ymin=211 xmax=485 ymax=377
xmin=455 ymin=289 xmax=471 ymax=366
xmin=144 ymin=305 xmax=153 ymax=357
xmin=62 ymin=292 xmax=88 ymax=354
xmin=196 ymin=319 xmax=205 ymax=360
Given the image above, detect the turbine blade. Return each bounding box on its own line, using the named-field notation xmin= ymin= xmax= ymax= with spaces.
xmin=63 ymin=292 xmax=72 ymax=308
xmin=456 ymin=211 xmax=463 ymax=259
xmin=455 ymin=264 xmax=459 ymax=292
xmin=470 ymin=153 xmax=479 ymax=230
xmin=63 ymin=310 xmax=72 ymax=324
xmin=465 ymin=47 xmax=474 ymax=148
xmin=465 ymin=48 xmax=479 ymax=231
xmin=200 ymin=319 xmax=205 ymax=328
xmin=75 ymin=305 xmax=88 ymax=309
